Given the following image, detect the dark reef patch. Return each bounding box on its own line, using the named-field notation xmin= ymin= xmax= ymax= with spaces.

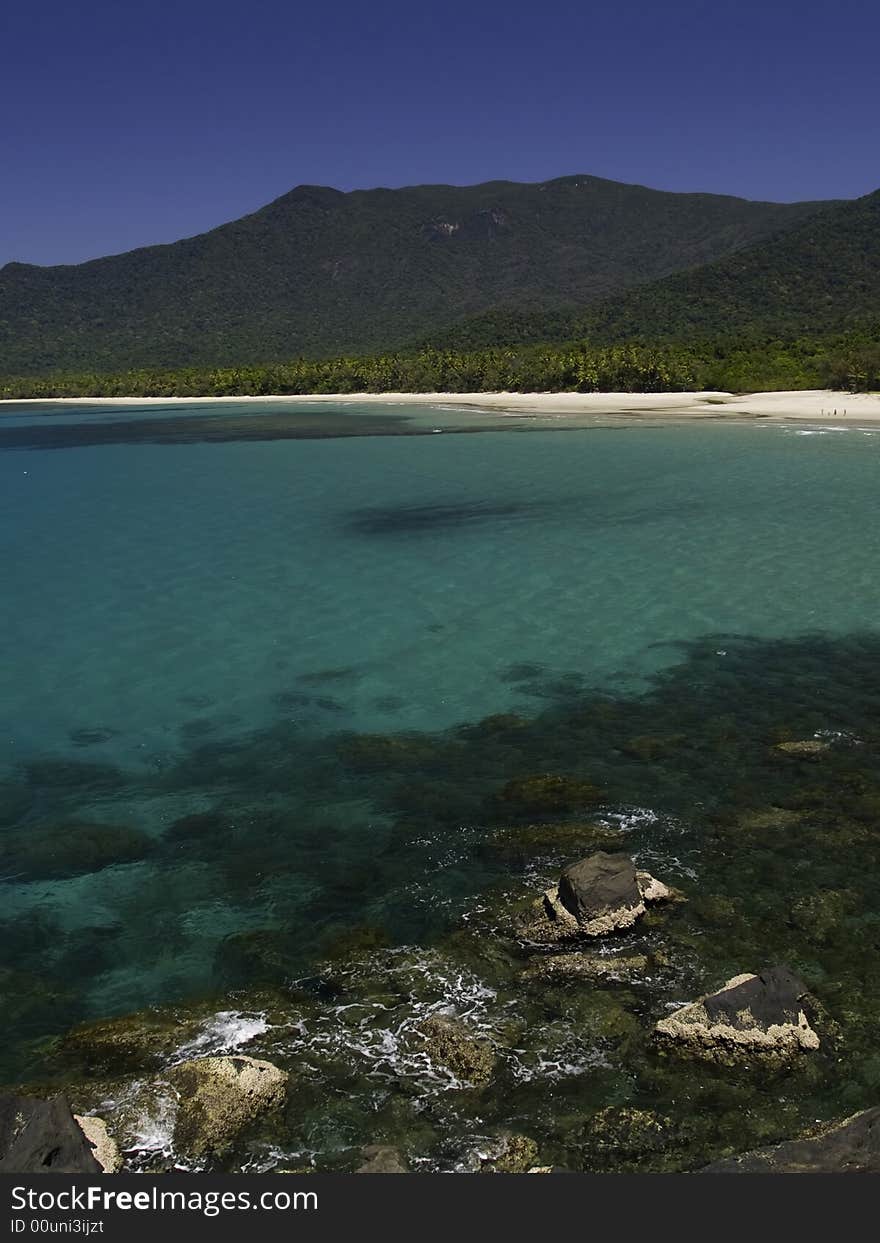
xmin=345 ymin=499 xmax=549 ymax=536
xmin=0 ymin=410 xmax=422 ymax=451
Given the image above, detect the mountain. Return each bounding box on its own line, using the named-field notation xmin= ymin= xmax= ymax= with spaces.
xmin=0 ymin=176 xmax=836 ymax=375
xmin=434 ymin=189 xmax=880 ymax=350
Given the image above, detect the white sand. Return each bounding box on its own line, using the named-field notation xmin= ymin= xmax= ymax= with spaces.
xmin=1 ymin=389 xmax=879 ymax=422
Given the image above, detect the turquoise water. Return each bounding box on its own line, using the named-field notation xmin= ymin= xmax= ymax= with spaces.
xmin=3 ymin=401 xmax=880 ymax=1169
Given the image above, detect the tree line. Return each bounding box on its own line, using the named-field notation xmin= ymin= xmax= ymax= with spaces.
xmin=1 ymin=334 xmax=878 ymax=400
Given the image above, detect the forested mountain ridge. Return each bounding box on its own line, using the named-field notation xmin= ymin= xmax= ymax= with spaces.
xmin=431 ymin=188 xmax=880 ymax=350
xmin=0 ymin=175 xmax=836 ymax=374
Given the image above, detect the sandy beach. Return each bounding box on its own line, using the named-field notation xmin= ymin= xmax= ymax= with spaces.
xmin=1 ymin=389 xmax=879 ymax=422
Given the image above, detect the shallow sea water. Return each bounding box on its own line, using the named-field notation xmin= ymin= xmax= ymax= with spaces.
xmin=2 ymin=400 xmax=880 ymax=1170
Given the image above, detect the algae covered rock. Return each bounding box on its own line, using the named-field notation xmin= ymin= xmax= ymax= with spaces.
xmin=481 ymin=1134 xmax=541 ymax=1173
xmin=55 ymin=1008 xmax=206 ymax=1077
xmin=167 ymin=1054 xmax=288 ymax=1159
xmin=699 ymin=1107 xmax=880 ymax=1173
xmin=521 ymin=951 xmax=652 ymax=985
xmin=496 ymin=773 xmax=604 ymax=816
xmin=415 ymin=1015 xmax=496 ymax=1086
xmin=654 ymin=966 xmax=820 ymax=1065
xmin=774 ymin=739 xmax=830 ymax=758
xmin=2 ymin=821 xmax=152 ymax=881
xmin=583 ymin=1107 xmax=669 ymax=1162
xmin=788 ymin=890 xmax=853 ymax=943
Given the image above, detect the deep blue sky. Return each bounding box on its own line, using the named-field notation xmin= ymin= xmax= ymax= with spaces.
xmin=3 ymin=0 xmax=879 ymax=266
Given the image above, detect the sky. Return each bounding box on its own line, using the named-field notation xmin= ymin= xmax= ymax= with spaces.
xmin=2 ymin=0 xmax=879 ymax=267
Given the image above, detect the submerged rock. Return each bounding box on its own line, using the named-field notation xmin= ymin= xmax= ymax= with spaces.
xmin=167 ymin=1055 xmax=288 ymax=1160
xmin=496 ymin=774 xmax=604 ymax=817
xmin=774 ymin=739 xmax=830 ymax=757
xmin=415 ymin=1015 xmax=496 ymax=1086
xmin=356 ymin=1145 xmax=408 ymax=1173
xmin=74 ymin=1114 xmax=122 ymax=1173
xmin=55 ymin=1008 xmax=207 ymax=1077
xmin=0 ymin=1095 xmax=101 ymax=1173
xmin=654 ymin=966 xmax=820 ymax=1065
xmin=737 ymin=806 xmax=807 ymax=833
xmin=700 ymin=1107 xmax=880 ymax=1173
xmin=788 ymin=890 xmax=853 ymax=943
xmin=519 ymin=853 xmax=675 ymax=944
xmin=583 ymin=1107 xmax=669 ymax=1162
xmin=1 ymin=821 xmax=152 ymax=881
xmin=521 ymin=951 xmax=653 ymax=984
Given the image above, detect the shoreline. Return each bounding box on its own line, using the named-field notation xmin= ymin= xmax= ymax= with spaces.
xmin=1 ymin=389 xmax=879 ymax=422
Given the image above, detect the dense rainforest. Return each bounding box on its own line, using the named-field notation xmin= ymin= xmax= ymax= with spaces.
xmin=2 ymin=332 xmax=879 ymax=400
xmin=0 ymin=175 xmax=838 ymax=375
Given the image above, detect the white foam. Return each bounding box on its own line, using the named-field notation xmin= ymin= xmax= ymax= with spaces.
xmin=171 ymin=1010 xmax=269 ymax=1061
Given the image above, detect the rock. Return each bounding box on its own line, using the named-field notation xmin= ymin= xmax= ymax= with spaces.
xmin=55 ymin=1009 xmax=206 ymax=1077
xmin=496 ymin=774 xmax=604 ymax=816
xmin=738 ymin=807 xmax=806 ymax=833
xmin=774 ymin=739 xmax=830 ymax=757
xmin=415 ymin=1015 xmax=495 ymax=1086
xmin=789 ymin=890 xmax=853 ymax=943
xmin=558 ymin=853 xmax=643 ymax=927
xmin=356 ymin=1145 xmax=408 ymax=1173
xmin=167 ymin=1055 xmax=288 ymax=1159
xmin=699 ymin=1107 xmax=880 ymax=1173
xmin=74 ymin=1115 xmax=122 ymax=1173
xmin=1 ymin=821 xmax=152 ymax=881
xmin=482 ymin=1134 xmax=541 ymax=1173
xmin=520 ymin=853 xmax=674 ymax=943
xmin=583 ymin=1107 xmax=669 ymax=1160
xmin=521 ymin=952 xmax=651 ymax=984
xmin=654 ymin=966 xmax=820 ymax=1065
xmin=0 ymin=1095 xmax=101 ymax=1173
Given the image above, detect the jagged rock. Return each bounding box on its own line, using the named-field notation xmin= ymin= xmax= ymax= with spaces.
xmin=654 ymin=966 xmax=820 ymax=1065
xmin=519 ymin=853 xmax=675 ymax=944
xmin=774 ymin=739 xmax=830 ymax=757
xmin=415 ymin=1015 xmax=496 ymax=1086
xmin=356 ymin=1145 xmax=408 ymax=1173
xmin=0 ymin=1095 xmax=101 ymax=1173
xmin=167 ymin=1055 xmax=288 ymax=1159
xmin=700 ymin=1108 xmax=880 ymax=1172
xmin=74 ymin=1115 xmax=122 ymax=1173
xmin=521 ymin=952 xmax=652 ymax=984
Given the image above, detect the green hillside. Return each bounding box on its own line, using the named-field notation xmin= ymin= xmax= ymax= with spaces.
xmin=0 ymin=176 xmax=834 ymax=375
xmin=434 ymin=189 xmax=880 ymax=350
